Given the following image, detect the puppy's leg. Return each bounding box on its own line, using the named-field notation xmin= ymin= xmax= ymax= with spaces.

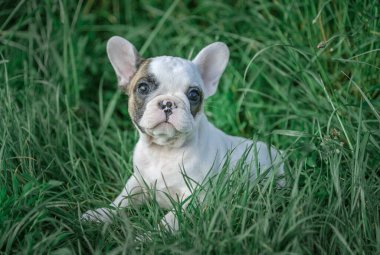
xmin=160 ymin=199 xmax=190 ymax=231
xmin=81 ymin=175 xmax=144 ymax=223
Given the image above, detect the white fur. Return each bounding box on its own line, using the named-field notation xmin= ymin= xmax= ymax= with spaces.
xmin=82 ymin=38 xmax=285 ymax=231
xmin=139 ymin=93 xmax=194 ymax=146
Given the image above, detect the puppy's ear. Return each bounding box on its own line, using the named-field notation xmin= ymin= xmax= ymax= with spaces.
xmin=192 ymin=42 xmax=229 ymax=98
xmin=107 ymin=36 xmax=140 ymax=89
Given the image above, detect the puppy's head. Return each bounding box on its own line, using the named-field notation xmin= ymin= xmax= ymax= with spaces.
xmin=107 ymin=36 xmax=229 ymax=146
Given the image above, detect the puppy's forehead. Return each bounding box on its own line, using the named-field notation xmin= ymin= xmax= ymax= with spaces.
xmin=149 ymin=56 xmax=202 ymax=90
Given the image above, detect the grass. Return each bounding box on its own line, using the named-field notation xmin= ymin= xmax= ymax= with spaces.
xmin=1 ymin=0 xmax=379 ymax=253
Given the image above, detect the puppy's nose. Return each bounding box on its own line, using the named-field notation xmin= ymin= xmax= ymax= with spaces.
xmin=159 ymin=100 xmax=176 ymax=110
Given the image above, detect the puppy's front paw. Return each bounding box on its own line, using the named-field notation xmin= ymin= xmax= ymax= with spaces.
xmin=81 ymin=208 xmax=115 ymax=223
xmin=160 ymin=211 xmax=179 ymax=232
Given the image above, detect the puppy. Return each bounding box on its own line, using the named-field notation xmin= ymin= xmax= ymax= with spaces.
xmin=82 ymin=36 xmax=285 ymax=230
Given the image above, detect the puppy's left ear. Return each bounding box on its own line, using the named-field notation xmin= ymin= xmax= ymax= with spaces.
xmin=192 ymin=42 xmax=229 ymax=98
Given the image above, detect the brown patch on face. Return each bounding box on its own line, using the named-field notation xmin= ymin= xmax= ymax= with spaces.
xmin=188 ymin=87 xmax=204 ymax=118
xmin=126 ymin=59 xmax=159 ymax=130
xmin=125 ymin=59 xmax=150 ymax=95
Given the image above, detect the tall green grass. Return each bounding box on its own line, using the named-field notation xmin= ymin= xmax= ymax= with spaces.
xmin=1 ymin=0 xmax=379 ymax=253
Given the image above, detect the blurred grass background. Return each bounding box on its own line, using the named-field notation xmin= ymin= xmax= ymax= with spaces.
xmin=0 ymin=0 xmax=379 ymax=254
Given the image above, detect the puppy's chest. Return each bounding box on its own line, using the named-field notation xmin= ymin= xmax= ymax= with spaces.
xmin=133 ymin=147 xmax=201 ymax=188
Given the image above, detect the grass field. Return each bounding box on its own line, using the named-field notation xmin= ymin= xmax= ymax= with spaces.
xmin=1 ymin=0 xmax=380 ymax=254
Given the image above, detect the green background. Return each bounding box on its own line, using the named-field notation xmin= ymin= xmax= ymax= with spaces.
xmin=1 ymin=0 xmax=379 ymax=254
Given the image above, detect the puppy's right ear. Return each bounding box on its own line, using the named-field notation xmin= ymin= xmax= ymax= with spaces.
xmin=107 ymin=36 xmax=140 ymax=90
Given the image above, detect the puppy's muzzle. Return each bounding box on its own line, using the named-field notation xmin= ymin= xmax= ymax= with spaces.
xmin=159 ymin=100 xmax=177 ymax=120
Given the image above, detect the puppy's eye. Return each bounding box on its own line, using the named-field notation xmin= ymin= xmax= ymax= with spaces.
xmin=187 ymin=88 xmax=201 ymax=103
xmin=137 ymin=82 xmax=150 ymax=95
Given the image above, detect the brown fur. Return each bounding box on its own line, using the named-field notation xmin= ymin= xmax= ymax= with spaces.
xmin=126 ymin=59 xmax=154 ymax=130
xmin=189 ymin=90 xmax=203 ymax=117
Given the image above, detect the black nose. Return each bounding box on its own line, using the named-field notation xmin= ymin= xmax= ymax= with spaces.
xmin=159 ymin=100 xmax=175 ymax=110
xmin=165 ymin=101 xmax=172 ymax=108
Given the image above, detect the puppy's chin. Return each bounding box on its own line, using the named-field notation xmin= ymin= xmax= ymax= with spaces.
xmin=149 ymin=122 xmax=177 ymax=138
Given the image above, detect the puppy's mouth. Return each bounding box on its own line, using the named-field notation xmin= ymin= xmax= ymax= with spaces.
xmin=146 ymin=121 xmax=177 ymax=138
xmin=152 ymin=121 xmax=175 ymax=132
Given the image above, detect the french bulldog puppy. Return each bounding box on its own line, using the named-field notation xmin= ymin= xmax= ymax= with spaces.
xmin=82 ymin=36 xmax=284 ymax=230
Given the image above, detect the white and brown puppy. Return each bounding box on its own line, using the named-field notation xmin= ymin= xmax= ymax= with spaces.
xmin=82 ymin=36 xmax=285 ymax=230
